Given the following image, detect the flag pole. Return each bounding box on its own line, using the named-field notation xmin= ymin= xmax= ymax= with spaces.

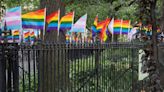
xmin=127 ymin=20 xmax=131 ymax=42
xmin=20 ymin=6 xmax=23 ymax=44
xmin=84 ymin=14 xmax=87 ymax=36
xmin=57 ymin=9 xmax=60 ymax=42
xmin=70 ymin=11 xmax=75 ymax=43
xmin=111 ymin=18 xmax=114 ymax=42
xmin=120 ymin=19 xmax=123 ymax=42
xmin=43 ymin=8 xmax=46 ymax=41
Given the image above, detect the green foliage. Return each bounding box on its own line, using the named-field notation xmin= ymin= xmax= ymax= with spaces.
xmin=3 ymin=0 xmax=163 ymax=24
xmin=70 ymin=47 xmax=139 ymax=92
xmin=19 ymin=73 xmax=38 ymax=92
xmin=4 ymin=0 xmax=39 ymax=13
xmin=5 ymin=0 xmax=163 ymax=26
xmin=66 ymin=0 xmax=139 ymax=28
xmin=66 ymin=3 xmax=110 ymax=28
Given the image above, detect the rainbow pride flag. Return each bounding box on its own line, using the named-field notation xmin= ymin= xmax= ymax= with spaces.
xmin=7 ymin=35 xmax=13 ymax=43
xmin=30 ymin=30 xmax=35 ymax=41
xmin=122 ymin=20 xmax=130 ymax=34
xmin=91 ymin=15 xmax=98 ymax=37
xmin=5 ymin=6 xmax=22 ymax=30
xmin=114 ymin=19 xmax=122 ymax=34
xmin=59 ymin=11 xmax=74 ymax=30
xmin=12 ymin=30 xmax=20 ymax=41
xmin=23 ymin=30 xmax=30 ymax=42
xmin=65 ymin=33 xmax=70 ymax=43
xmin=6 ymin=30 xmax=13 ymax=43
xmin=97 ymin=19 xmax=108 ymax=33
xmin=46 ymin=10 xmax=60 ymax=32
xmin=91 ymin=15 xmax=98 ymax=32
xmin=100 ymin=18 xmax=110 ymax=42
xmin=22 ymin=9 xmax=46 ymax=30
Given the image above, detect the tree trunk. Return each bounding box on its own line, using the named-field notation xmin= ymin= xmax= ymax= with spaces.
xmin=161 ymin=0 xmax=164 ymax=32
xmin=151 ymin=0 xmax=158 ymax=62
xmin=40 ymin=0 xmax=66 ymax=42
xmin=150 ymin=0 xmax=163 ymax=91
xmin=39 ymin=0 xmax=68 ymax=92
xmin=159 ymin=0 xmax=164 ymax=88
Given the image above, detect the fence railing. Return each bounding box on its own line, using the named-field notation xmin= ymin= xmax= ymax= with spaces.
xmin=0 ymin=43 xmax=147 ymax=92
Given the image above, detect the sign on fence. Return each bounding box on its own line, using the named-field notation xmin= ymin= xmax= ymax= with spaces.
xmin=138 ymin=49 xmax=149 ymax=80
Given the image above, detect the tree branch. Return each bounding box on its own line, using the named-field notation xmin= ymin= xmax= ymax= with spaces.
xmin=114 ymin=0 xmax=136 ymax=11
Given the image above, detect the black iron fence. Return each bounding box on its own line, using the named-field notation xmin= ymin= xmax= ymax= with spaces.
xmin=0 ymin=43 xmax=147 ymax=92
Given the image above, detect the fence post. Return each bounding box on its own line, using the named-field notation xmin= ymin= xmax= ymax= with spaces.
xmin=95 ymin=47 xmax=100 ymax=92
xmin=131 ymin=44 xmax=135 ymax=92
xmin=12 ymin=44 xmax=19 ymax=92
xmin=6 ymin=44 xmax=19 ymax=92
xmin=0 ymin=44 xmax=6 ymax=92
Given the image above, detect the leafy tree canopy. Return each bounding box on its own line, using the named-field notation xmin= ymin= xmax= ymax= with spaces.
xmin=2 ymin=0 xmax=163 ymax=27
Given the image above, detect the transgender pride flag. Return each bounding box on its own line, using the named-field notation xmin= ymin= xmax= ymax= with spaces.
xmin=5 ymin=6 xmax=22 ymax=30
xmin=70 ymin=14 xmax=87 ymax=32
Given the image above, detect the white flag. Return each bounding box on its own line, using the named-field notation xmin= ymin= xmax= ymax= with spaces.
xmin=70 ymin=14 xmax=87 ymax=33
xmin=128 ymin=27 xmax=137 ymax=41
xmin=108 ymin=18 xmax=114 ymax=35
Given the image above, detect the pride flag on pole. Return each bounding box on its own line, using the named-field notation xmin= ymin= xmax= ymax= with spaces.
xmin=100 ymin=18 xmax=110 ymax=42
xmin=91 ymin=15 xmax=98 ymax=37
xmin=108 ymin=18 xmax=114 ymax=35
xmin=12 ymin=30 xmax=20 ymax=42
xmin=122 ymin=20 xmax=130 ymax=34
xmin=5 ymin=6 xmax=22 ymax=30
xmin=70 ymin=14 xmax=87 ymax=32
xmin=97 ymin=19 xmax=109 ymax=33
xmin=23 ymin=30 xmax=30 ymax=42
xmin=59 ymin=11 xmax=74 ymax=31
xmin=114 ymin=19 xmax=122 ymax=34
xmin=22 ymin=9 xmax=46 ymax=30
xmin=91 ymin=15 xmax=98 ymax=33
xmin=30 ymin=30 xmax=35 ymax=42
xmin=46 ymin=9 xmax=60 ymax=32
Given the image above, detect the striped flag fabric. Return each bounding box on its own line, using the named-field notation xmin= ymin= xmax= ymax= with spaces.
xmin=91 ymin=15 xmax=98 ymax=32
xmin=12 ymin=30 xmax=20 ymax=42
xmin=91 ymin=15 xmax=98 ymax=37
xmin=97 ymin=19 xmax=108 ymax=33
xmin=7 ymin=35 xmax=13 ymax=43
xmin=70 ymin=14 xmax=87 ymax=32
xmin=65 ymin=32 xmax=70 ymax=43
xmin=108 ymin=18 xmax=114 ymax=35
xmin=22 ymin=9 xmax=46 ymax=30
xmin=59 ymin=11 xmax=74 ymax=30
xmin=30 ymin=30 xmax=35 ymax=42
xmin=5 ymin=6 xmax=22 ymax=30
xmin=46 ymin=10 xmax=60 ymax=32
xmin=100 ymin=18 xmax=110 ymax=42
xmin=114 ymin=19 xmax=122 ymax=34
xmin=6 ymin=30 xmax=13 ymax=43
xmin=122 ymin=20 xmax=130 ymax=34
xmin=23 ymin=30 xmax=30 ymax=42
